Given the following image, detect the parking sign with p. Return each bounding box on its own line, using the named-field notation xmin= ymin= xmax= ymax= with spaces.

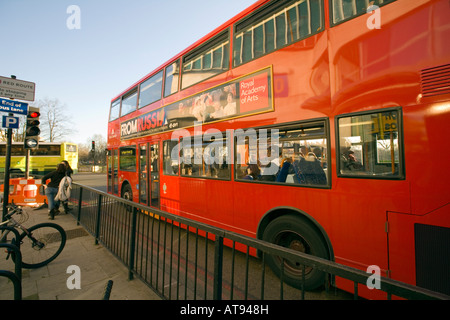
xmin=1 ymin=115 xmax=20 ymax=129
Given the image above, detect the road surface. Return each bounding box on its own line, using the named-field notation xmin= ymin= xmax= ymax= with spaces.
xmin=73 ymin=173 xmax=107 ymax=193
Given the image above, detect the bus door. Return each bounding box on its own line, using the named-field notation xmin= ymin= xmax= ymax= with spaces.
xmin=149 ymin=142 xmax=160 ymax=208
xmin=113 ymin=149 xmax=119 ymax=195
xmin=138 ymin=143 xmax=149 ymax=205
xmin=108 ymin=149 xmax=119 ymax=195
xmin=138 ymin=142 xmax=160 ymax=208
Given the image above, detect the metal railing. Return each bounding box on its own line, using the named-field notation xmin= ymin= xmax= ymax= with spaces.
xmin=0 ymin=242 xmax=22 ymax=300
xmin=69 ymin=183 xmax=449 ymax=300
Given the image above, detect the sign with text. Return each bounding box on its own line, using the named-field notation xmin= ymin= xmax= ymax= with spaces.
xmin=0 ymin=76 xmax=36 ymax=101
xmin=120 ymin=66 xmax=273 ymax=140
xmin=1 ymin=115 xmax=20 ymax=129
xmin=239 ymin=72 xmax=269 ymax=113
xmin=0 ymin=98 xmax=28 ymax=115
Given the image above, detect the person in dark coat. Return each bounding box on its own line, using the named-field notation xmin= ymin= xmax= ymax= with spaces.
xmin=276 ymin=158 xmax=292 ymax=182
xmin=42 ymin=163 xmax=66 ymax=219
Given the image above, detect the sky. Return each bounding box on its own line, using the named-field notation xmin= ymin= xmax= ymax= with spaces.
xmin=0 ymin=0 xmax=257 ymax=146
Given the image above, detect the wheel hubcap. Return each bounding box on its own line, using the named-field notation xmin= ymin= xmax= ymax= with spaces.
xmin=276 ymin=232 xmax=313 ymax=276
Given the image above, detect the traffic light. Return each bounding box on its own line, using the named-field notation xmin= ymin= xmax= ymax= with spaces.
xmin=24 ymin=107 xmax=40 ymax=149
xmin=91 ymin=140 xmax=95 ymax=152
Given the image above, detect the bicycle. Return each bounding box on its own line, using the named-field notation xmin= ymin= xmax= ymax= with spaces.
xmin=1 ymin=203 xmax=66 ymax=269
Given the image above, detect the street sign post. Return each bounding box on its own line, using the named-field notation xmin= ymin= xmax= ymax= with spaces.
xmin=0 ymin=76 xmax=35 ymax=102
xmin=1 ymin=75 xmax=36 ymax=220
xmin=2 ymin=112 xmax=14 ymax=221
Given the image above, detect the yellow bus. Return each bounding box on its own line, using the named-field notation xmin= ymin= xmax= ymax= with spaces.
xmin=0 ymin=142 xmax=78 ymax=178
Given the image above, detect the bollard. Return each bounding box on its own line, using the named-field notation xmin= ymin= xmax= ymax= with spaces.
xmin=102 ymin=280 xmax=114 ymax=300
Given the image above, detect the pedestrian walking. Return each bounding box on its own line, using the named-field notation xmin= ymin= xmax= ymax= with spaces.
xmin=42 ymin=163 xmax=66 ymax=219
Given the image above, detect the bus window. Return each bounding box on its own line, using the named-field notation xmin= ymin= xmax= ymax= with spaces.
xmin=121 ymin=88 xmax=138 ymax=117
xmin=12 ymin=145 xmax=25 ymax=156
xmin=119 ymin=146 xmax=137 ymax=172
xmin=164 ymin=60 xmax=180 ymax=97
xmin=163 ymin=140 xmax=179 ymax=175
xmin=235 ymin=122 xmax=328 ymax=186
xmin=0 ymin=144 xmax=27 ymax=156
xmin=180 ymin=134 xmax=231 ymax=179
xmin=331 ymin=0 xmax=396 ymax=25
xmin=337 ymin=109 xmax=403 ymax=178
xmin=31 ymin=145 xmax=61 ymax=156
xmin=182 ymin=30 xmax=230 ymax=89
xmin=139 ymin=71 xmax=163 ymax=108
xmin=234 ymin=0 xmax=324 ymax=67
xmin=109 ymin=99 xmax=120 ymax=121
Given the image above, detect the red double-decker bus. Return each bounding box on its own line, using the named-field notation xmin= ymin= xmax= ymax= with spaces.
xmin=107 ymin=0 xmax=450 ymax=298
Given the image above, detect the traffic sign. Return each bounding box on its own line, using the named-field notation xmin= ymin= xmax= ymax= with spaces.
xmin=0 ymin=98 xmax=28 ymax=115
xmin=1 ymin=115 xmax=20 ymax=129
xmin=0 ymin=76 xmax=35 ymax=101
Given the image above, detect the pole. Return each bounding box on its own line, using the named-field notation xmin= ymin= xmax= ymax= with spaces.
xmin=2 ymin=76 xmax=17 ymax=221
xmin=25 ymin=149 xmax=30 ymax=179
xmin=2 ymin=116 xmax=13 ymax=221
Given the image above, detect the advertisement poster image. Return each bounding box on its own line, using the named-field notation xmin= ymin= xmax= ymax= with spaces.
xmin=120 ymin=67 xmax=273 ymax=140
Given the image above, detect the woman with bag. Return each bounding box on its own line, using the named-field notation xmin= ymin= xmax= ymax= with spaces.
xmin=42 ymin=163 xmax=66 ymax=219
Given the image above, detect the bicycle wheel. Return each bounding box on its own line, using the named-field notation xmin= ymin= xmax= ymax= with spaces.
xmin=18 ymin=223 xmax=67 ymax=269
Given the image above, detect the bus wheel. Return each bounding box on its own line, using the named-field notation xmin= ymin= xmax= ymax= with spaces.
xmin=121 ymin=184 xmax=133 ymax=201
xmin=262 ymin=215 xmax=328 ymax=291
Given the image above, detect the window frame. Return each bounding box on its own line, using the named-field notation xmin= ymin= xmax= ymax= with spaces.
xmin=139 ymin=70 xmax=163 ymax=109
xmin=109 ymin=98 xmax=120 ymax=122
xmin=164 ymin=60 xmax=180 ymax=98
xmin=163 ymin=139 xmax=180 ymax=176
xmin=179 ymin=132 xmax=232 ymax=180
xmin=30 ymin=144 xmax=61 ymax=156
xmin=120 ymin=87 xmax=138 ymax=117
xmin=234 ymin=119 xmax=331 ymax=188
xmin=233 ymin=0 xmax=325 ymax=67
xmin=335 ymin=107 xmax=405 ymax=180
xmin=329 ymin=0 xmax=397 ymax=27
xmin=119 ymin=145 xmax=137 ymax=172
xmin=181 ymin=29 xmax=230 ymax=90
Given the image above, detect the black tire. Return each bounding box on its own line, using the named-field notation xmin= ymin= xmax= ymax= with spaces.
xmin=18 ymin=223 xmax=67 ymax=269
xmin=122 ymin=184 xmax=133 ymax=201
xmin=263 ymin=215 xmax=328 ymax=290
xmin=121 ymin=183 xmax=133 ymax=212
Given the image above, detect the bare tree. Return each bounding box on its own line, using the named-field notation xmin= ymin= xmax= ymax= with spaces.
xmin=34 ymin=97 xmax=76 ymax=142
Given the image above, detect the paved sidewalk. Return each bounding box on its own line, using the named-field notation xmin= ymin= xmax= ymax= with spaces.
xmin=0 ymin=206 xmax=161 ymax=300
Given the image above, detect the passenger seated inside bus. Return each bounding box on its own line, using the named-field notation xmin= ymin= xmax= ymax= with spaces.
xmin=272 ymin=146 xmax=326 ymax=185
xmin=275 ymin=158 xmax=292 ymax=183
xmin=242 ymin=164 xmax=262 ymax=180
xmin=291 ymin=152 xmax=327 ymax=185
xmin=340 ymin=147 xmax=363 ymax=172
